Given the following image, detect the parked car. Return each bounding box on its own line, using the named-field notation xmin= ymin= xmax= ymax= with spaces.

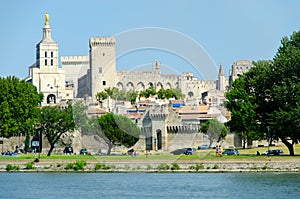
xmin=262 ymin=149 xmax=283 ymax=156
xmin=127 ymin=148 xmax=134 ymax=155
xmin=170 ymin=148 xmax=187 ymax=155
xmin=183 ymin=148 xmax=197 ymax=155
xmin=63 ymin=146 xmax=73 ymax=154
xmin=80 ymin=148 xmax=88 ymax=155
xmin=198 ymin=144 xmax=210 ymax=150
xmin=222 ymin=148 xmax=239 ymax=155
xmin=1 ymin=151 xmax=18 ymax=156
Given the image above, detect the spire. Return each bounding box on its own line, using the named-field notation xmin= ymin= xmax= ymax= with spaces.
xmin=219 ymin=64 xmax=224 ymax=76
xmin=41 ymin=12 xmax=54 ymax=43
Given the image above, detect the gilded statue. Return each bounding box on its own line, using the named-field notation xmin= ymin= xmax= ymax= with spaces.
xmin=45 ymin=12 xmax=49 ymax=25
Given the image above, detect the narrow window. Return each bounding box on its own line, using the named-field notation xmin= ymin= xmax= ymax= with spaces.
xmin=45 ymin=59 xmax=48 ymax=66
xmin=51 ymin=51 xmax=53 ymax=57
xmin=103 ymin=81 xmax=106 ymax=86
xmin=45 ymin=51 xmax=47 ymax=57
xmin=99 ymin=67 xmax=102 ymax=73
xmin=51 ymin=59 xmax=53 ymax=66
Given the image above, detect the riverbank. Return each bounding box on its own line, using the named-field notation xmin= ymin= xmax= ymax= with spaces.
xmin=1 ymin=155 xmax=299 ymax=173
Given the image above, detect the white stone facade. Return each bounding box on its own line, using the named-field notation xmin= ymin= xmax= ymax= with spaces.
xmin=26 ymin=15 xmax=72 ymax=105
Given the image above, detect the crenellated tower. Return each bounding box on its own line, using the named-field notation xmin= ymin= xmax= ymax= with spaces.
xmin=89 ymin=37 xmax=116 ymax=97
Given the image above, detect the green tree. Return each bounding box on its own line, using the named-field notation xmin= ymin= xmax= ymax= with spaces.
xmin=95 ymin=91 xmax=108 ymax=106
xmin=39 ymin=103 xmax=76 ymax=156
xmin=139 ymin=86 xmax=156 ymax=98
xmin=126 ymin=90 xmax=139 ymax=104
xmin=170 ymin=88 xmax=185 ymax=100
xmin=200 ymin=119 xmax=227 ymax=148
xmin=0 ymin=76 xmax=43 ymax=151
xmin=225 ymin=68 xmax=262 ymax=149
xmin=225 ymin=30 xmax=300 ymax=155
xmin=157 ymin=88 xmax=185 ymax=100
xmin=268 ymin=31 xmax=300 ymax=155
xmin=98 ymin=113 xmax=141 ymax=155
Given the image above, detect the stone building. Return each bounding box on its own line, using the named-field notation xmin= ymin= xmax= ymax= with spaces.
xmin=24 ymin=13 xmax=240 ymax=152
xmin=26 ymin=12 xmax=73 ymax=105
xmin=228 ymin=60 xmax=254 ymax=89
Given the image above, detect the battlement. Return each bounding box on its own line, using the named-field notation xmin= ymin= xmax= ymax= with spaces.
xmin=61 ymin=56 xmax=89 ymax=65
xmin=167 ymin=125 xmax=199 ymax=134
xmin=89 ymin=37 xmax=115 ymax=48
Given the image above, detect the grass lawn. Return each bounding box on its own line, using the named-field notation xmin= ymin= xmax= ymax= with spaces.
xmin=1 ymin=144 xmax=299 ymax=162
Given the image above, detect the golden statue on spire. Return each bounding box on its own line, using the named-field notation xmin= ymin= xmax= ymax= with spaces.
xmin=45 ymin=12 xmax=49 ymax=25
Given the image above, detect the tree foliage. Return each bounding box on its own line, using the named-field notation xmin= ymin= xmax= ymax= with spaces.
xmin=157 ymin=88 xmax=185 ymax=100
xmin=139 ymin=86 xmax=156 ymax=98
xmin=225 ymin=30 xmax=300 ymax=155
xmin=97 ymin=113 xmax=141 ymax=154
xmin=97 ymin=87 xmax=139 ymax=104
xmin=200 ymin=119 xmax=227 ymax=147
xmin=39 ymin=103 xmax=76 ymax=156
xmin=0 ymin=76 xmax=43 ymax=151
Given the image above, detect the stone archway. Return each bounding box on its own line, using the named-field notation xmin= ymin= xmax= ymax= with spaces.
xmin=165 ymin=82 xmax=172 ymax=89
xmin=47 ymin=94 xmax=56 ymax=104
xmin=136 ymin=82 xmax=145 ymax=91
xmin=156 ymin=129 xmax=162 ymax=150
xmin=117 ymin=82 xmax=124 ymax=90
xmin=126 ymin=82 xmax=134 ymax=91
xmin=148 ymin=82 xmax=154 ymax=88
xmin=188 ymin=91 xmax=194 ymax=98
xmin=156 ymin=82 xmax=163 ymax=91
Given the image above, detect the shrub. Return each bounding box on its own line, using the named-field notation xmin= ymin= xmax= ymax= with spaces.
xmin=25 ymin=162 xmax=34 ymax=170
xmin=14 ymin=165 xmax=20 ymax=171
xmin=189 ymin=165 xmax=195 ymax=170
xmin=147 ymin=164 xmax=153 ymax=170
xmin=212 ymin=164 xmax=219 ymax=169
xmin=157 ymin=163 xmax=169 ymax=170
xmin=195 ymin=163 xmax=204 ymax=171
xmin=95 ymin=163 xmax=102 ymax=171
xmin=65 ymin=163 xmax=74 ymax=170
xmin=74 ymin=160 xmax=86 ymax=171
xmin=171 ymin=163 xmax=181 ymax=171
xmin=6 ymin=164 xmax=13 ymax=171
xmin=95 ymin=163 xmax=112 ymax=170
xmin=6 ymin=164 xmax=20 ymax=171
xmin=104 ymin=164 xmax=112 ymax=170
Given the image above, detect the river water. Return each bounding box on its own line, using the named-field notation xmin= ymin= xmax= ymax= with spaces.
xmin=0 ymin=173 xmax=299 ymax=199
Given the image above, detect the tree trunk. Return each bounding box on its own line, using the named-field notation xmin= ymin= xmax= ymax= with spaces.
xmin=209 ymin=139 xmax=214 ymax=148
xmin=47 ymin=145 xmax=55 ymax=156
xmin=280 ymin=137 xmax=294 ymax=156
xmin=107 ymin=143 xmax=113 ymax=155
xmin=242 ymin=132 xmax=246 ymax=149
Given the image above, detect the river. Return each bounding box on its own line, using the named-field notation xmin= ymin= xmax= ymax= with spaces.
xmin=0 ymin=173 xmax=299 ymax=198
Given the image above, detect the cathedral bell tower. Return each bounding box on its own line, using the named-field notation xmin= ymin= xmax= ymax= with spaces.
xmin=36 ymin=12 xmax=59 ymax=69
xmin=30 ymin=12 xmax=66 ymax=105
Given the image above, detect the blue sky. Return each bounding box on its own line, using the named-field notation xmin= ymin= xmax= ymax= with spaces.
xmin=0 ymin=0 xmax=299 ymax=80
